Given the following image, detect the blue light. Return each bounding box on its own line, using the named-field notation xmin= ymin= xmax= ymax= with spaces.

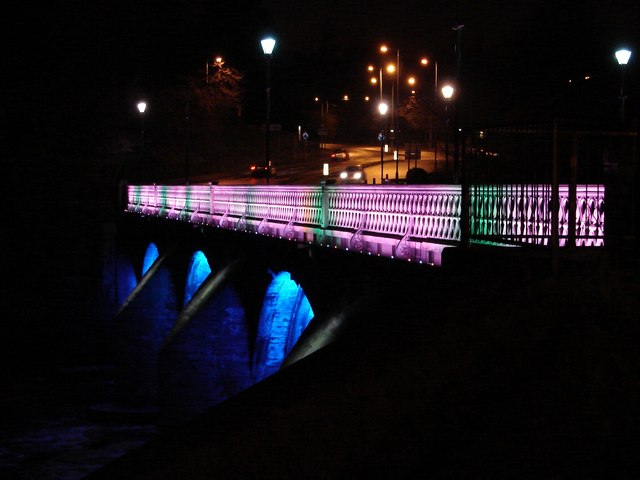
xmin=252 ymin=271 xmax=314 ymax=382
xmin=184 ymin=251 xmax=212 ymax=306
xmin=142 ymin=242 xmax=159 ymax=277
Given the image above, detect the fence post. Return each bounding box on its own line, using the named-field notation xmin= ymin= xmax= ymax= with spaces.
xmin=568 ymin=134 xmax=578 ymax=248
xmin=460 ymin=132 xmax=470 ymax=247
xmin=321 ymin=184 xmax=329 ymax=237
xmin=209 ymin=182 xmax=215 ymax=217
xmin=551 ymin=121 xmax=559 ymax=274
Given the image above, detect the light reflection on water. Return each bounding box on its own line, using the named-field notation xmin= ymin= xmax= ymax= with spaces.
xmin=0 ymin=366 xmax=159 ymax=480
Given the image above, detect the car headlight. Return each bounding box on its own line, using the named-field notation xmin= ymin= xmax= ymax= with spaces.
xmin=339 ymin=172 xmax=348 ymax=179
xmin=353 ymin=172 xmax=362 ymax=180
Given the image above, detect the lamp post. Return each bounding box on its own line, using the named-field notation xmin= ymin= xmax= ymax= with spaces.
xmin=380 ymin=45 xmax=400 ymax=182
xmin=385 ymin=63 xmax=400 ymax=181
xmin=379 ymin=102 xmax=388 ymax=183
xmin=261 ymin=37 xmax=276 ymax=183
xmin=137 ymin=101 xmax=146 ymax=147
xmin=368 ymin=64 xmax=383 ymax=103
xmin=615 ymin=49 xmax=632 ymax=124
xmin=441 ymin=85 xmax=454 ymax=178
xmin=420 ymin=57 xmax=438 ymax=150
xmin=314 ymin=96 xmax=328 ymax=149
xmin=395 ymin=49 xmax=400 ymax=182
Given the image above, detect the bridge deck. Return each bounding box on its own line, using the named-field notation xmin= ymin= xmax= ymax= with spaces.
xmin=126 ymin=183 xmax=605 ymax=266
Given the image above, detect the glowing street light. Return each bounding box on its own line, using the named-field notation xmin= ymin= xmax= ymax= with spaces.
xmin=380 ymin=44 xmax=400 ymax=181
xmin=261 ymin=37 xmax=276 ymax=179
xmin=441 ymin=85 xmax=455 ymax=176
xmin=441 ymin=84 xmax=454 ymax=100
xmin=368 ymin=64 xmax=383 ymax=102
xmin=379 ymin=102 xmax=388 ymax=182
xmin=407 ymin=76 xmax=416 ymax=96
xmin=137 ymin=101 xmax=147 ymax=147
xmin=420 ymin=56 xmax=438 ymax=97
xmin=615 ymin=48 xmax=632 ymax=123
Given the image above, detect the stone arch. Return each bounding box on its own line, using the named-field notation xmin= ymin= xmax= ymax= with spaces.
xmin=251 ymin=270 xmax=315 ymax=383
xmin=183 ymin=250 xmax=212 ymax=306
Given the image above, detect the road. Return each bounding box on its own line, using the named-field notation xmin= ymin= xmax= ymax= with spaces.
xmin=190 ymin=143 xmax=444 ymax=186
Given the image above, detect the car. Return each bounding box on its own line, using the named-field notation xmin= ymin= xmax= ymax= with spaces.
xmin=330 ymin=148 xmax=350 ymax=161
xmin=249 ymin=163 xmax=276 ymax=177
xmin=337 ymin=165 xmax=367 ymax=184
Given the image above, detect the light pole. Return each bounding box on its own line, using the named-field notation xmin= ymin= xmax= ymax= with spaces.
xmin=314 ymin=96 xmax=330 ymax=149
xmin=379 ymin=102 xmax=388 ymax=183
xmin=137 ymin=101 xmax=146 ymax=148
xmin=420 ymin=57 xmax=438 ymax=150
xmin=385 ymin=62 xmax=399 ymax=181
xmin=395 ymin=49 xmax=400 ymax=181
xmin=261 ymin=37 xmax=276 ymax=182
xmin=615 ymin=48 xmax=632 ymax=124
xmin=381 ymin=45 xmax=400 ymax=182
xmin=441 ymin=85 xmax=454 ymax=178
xmin=368 ymin=64 xmax=383 ymax=103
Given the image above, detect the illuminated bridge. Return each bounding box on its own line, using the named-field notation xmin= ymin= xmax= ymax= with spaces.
xmin=106 ymin=182 xmax=605 ymax=427
xmin=126 ymin=182 xmax=606 ymax=265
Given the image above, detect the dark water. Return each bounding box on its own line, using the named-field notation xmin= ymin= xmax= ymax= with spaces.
xmin=0 ymin=366 xmax=158 ymax=480
xmin=2 ymin=188 xmax=158 ymax=479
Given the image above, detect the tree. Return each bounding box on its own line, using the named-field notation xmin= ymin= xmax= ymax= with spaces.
xmin=143 ymin=59 xmax=248 ymax=179
xmin=195 ymin=58 xmax=244 ymax=120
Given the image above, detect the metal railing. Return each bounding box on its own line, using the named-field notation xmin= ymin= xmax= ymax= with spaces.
xmin=126 ymin=182 xmax=605 ymax=265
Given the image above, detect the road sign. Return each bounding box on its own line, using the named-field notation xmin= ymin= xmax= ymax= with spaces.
xmin=378 ymin=132 xmax=385 ymax=143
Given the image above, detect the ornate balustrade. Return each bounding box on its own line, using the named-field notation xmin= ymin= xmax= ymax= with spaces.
xmin=126 ymin=183 xmax=605 ymax=266
xmin=470 ymin=184 xmax=605 ymax=247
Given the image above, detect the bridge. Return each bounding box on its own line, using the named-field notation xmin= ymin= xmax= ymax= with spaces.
xmin=126 ymin=182 xmax=606 ymax=267
xmin=87 ymin=178 xmax=619 ymax=478
xmin=101 ymin=180 xmax=605 ymax=423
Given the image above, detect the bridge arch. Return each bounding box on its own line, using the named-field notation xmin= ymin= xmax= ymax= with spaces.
xmin=108 ymin=221 xmax=329 ymax=423
xmin=141 ymin=242 xmax=159 ymax=277
xmin=183 ymin=250 xmax=212 ymax=306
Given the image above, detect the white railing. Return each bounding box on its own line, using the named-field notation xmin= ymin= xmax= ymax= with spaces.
xmin=126 ymin=183 xmax=605 ymax=265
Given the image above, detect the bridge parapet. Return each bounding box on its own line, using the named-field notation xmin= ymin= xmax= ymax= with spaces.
xmin=126 ymin=183 xmax=604 ymax=266
xmin=470 ymin=184 xmax=605 ymax=247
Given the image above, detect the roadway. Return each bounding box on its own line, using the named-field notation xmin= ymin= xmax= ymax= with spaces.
xmin=189 ymin=143 xmax=446 ymax=186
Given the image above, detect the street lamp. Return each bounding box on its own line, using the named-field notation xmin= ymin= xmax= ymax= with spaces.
xmin=261 ymin=37 xmax=276 ymax=181
xmin=368 ymin=64 xmax=383 ymax=102
xmin=381 ymin=45 xmax=400 ymax=182
xmin=420 ymin=56 xmax=438 ymax=98
xmin=615 ymin=48 xmax=632 ymax=123
xmin=378 ymin=102 xmax=388 ymax=183
xmin=137 ymin=101 xmax=147 ymax=147
xmin=314 ymin=96 xmax=329 ymax=148
xmin=441 ymin=85 xmax=454 ymax=177
xmin=420 ymin=56 xmax=438 ymax=150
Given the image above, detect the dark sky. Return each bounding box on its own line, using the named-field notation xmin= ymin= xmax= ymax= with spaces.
xmin=3 ymin=0 xmax=638 ymax=147
xmin=257 ymin=0 xmax=639 ymax=122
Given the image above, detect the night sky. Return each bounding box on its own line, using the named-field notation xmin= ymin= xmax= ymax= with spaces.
xmin=5 ymin=0 xmax=638 ymax=138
